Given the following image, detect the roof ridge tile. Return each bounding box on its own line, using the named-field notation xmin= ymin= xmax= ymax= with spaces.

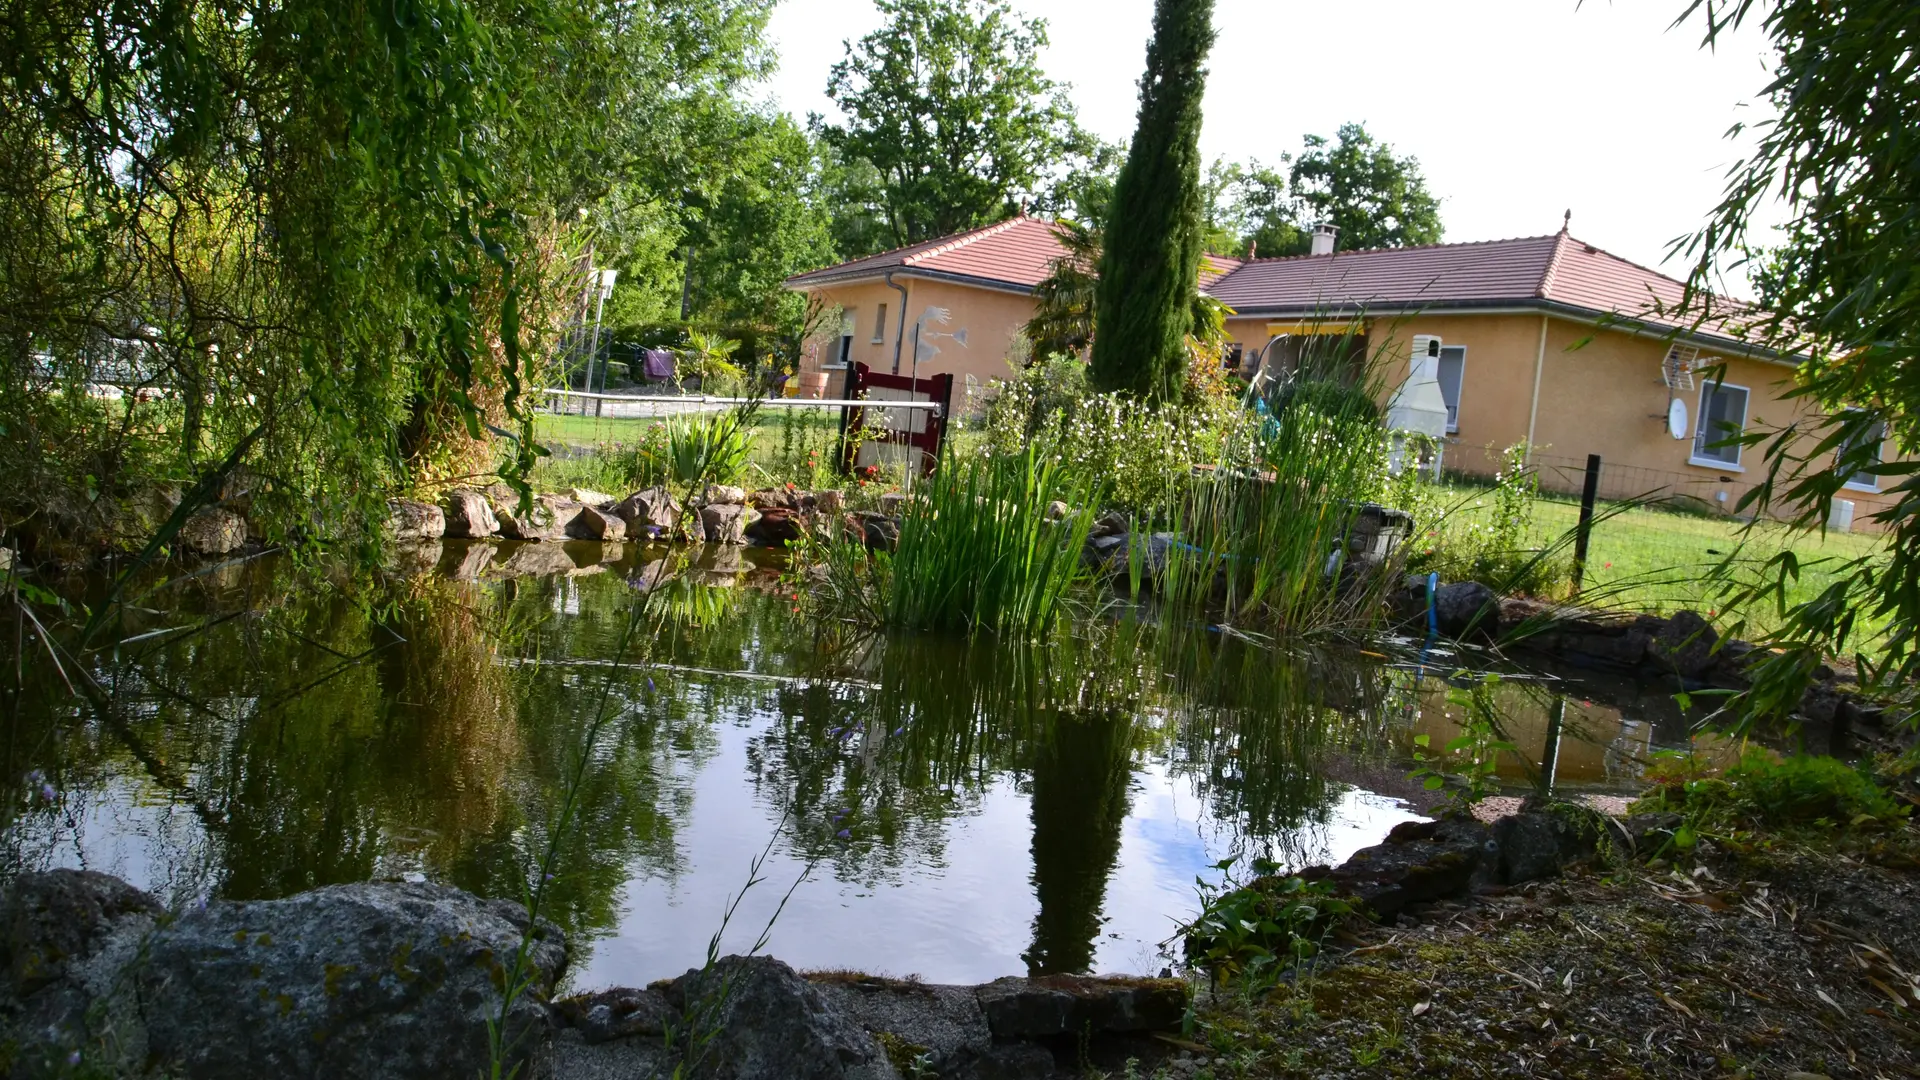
xmin=1537 ymin=232 xmax=1572 ymax=299
xmin=1226 ymin=234 xmax=1559 ymax=268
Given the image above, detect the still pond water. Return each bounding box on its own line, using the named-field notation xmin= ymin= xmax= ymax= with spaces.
xmin=3 ymin=543 xmax=1692 ymax=987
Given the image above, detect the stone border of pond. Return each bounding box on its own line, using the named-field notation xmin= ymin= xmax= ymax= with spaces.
xmin=0 ymin=800 xmax=1659 ymax=1080
xmin=1391 ymin=577 xmax=1905 ymax=739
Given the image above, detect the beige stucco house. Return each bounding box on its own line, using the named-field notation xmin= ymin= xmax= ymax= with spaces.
xmin=786 ymin=218 xmax=1896 ymax=525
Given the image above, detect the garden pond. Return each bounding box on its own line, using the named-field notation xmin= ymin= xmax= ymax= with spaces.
xmin=2 ymin=543 xmax=1700 ymax=988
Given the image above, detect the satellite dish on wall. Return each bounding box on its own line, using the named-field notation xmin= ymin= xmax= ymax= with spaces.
xmin=1667 ymin=398 xmax=1690 ymax=441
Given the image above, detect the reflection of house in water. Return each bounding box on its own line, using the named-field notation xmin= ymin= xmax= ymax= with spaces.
xmin=1409 ymin=676 xmax=1667 ymax=792
xmin=1603 ymin=719 xmax=1653 ymax=786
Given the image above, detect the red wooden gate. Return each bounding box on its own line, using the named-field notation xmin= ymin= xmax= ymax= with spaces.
xmin=838 ymin=362 xmax=954 ymax=477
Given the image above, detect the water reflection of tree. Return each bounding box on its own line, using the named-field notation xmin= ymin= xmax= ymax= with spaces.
xmin=5 ymin=553 xmax=1417 ymax=974
xmin=1023 ymin=707 xmax=1134 ymax=975
xmin=1 ymin=565 xmax=723 ymax=954
xmin=1161 ymin=632 xmax=1401 ymax=862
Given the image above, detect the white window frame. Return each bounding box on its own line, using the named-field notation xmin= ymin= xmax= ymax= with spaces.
xmin=871 ymin=303 xmax=888 ymax=344
xmin=1436 ymin=345 xmax=1466 ymax=434
xmin=1839 ymin=411 xmax=1886 ymax=492
xmin=1689 ymin=378 xmax=1750 ymax=471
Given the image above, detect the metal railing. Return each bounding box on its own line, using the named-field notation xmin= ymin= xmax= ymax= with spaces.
xmin=535 ymin=387 xmax=942 ymax=414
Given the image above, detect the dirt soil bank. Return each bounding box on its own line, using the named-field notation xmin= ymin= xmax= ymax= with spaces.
xmin=1166 ymin=840 xmax=1920 ymax=1080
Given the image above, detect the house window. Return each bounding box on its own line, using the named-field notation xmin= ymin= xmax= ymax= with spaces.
xmin=872 ymin=304 xmax=888 ymax=344
xmin=831 ymin=310 xmax=855 ymax=368
xmin=1839 ymin=413 xmax=1887 ymax=491
xmin=1691 ymin=380 xmax=1750 ymax=468
xmin=1436 ymin=345 xmax=1466 ymax=434
xmin=1223 ymin=344 xmax=1244 ymax=371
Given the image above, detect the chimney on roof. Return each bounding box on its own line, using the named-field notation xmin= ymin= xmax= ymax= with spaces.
xmin=1310 ymin=223 xmax=1338 ymax=257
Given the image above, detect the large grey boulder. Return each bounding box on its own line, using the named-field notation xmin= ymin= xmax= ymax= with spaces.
xmin=2 ymin=869 xmax=160 ymax=998
xmin=704 ymin=483 xmax=747 ymax=507
xmin=566 ymin=504 xmax=628 ymax=542
xmin=698 ymin=503 xmax=752 ymax=546
xmin=1432 ymin=580 xmax=1498 ymax=637
xmin=814 ymin=977 xmax=1053 ymax=1080
xmin=1650 ymin=609 xmax=1719 ymax=677
xmin=177 ymin=506 xmax=248 ymax=555
xmin=1489 ymin=804 xmax=1604 ymax=886
xmin=137 ymin=881 xmax=565 ymax=1080
xmin=611 ymin=486 xmax=682 ymax=536
xmin=1120 ymin=532 xmax=1178 ymax=581
xmin=975 ymin=974 xmax=1186 ymax=1039
xmin=442 ymin=489 xmax=499 ymax=538
xmin=1303 ymin=816 xmax=1493 ymax=920
xmin=743 ymin=508 xmax=803 ymax=548
xmin=658 ymin=956 xmax=899 ymax=1080
xmin=851 ymin=512 xmax=901 ymax=552
xmin=495 ymin=495 xmax=576 ymax=542
xmin=0 ymin=870 xmax=163 ymax=1075
xmin=384 ymin=499 xmax=446 ymax=541
xmin=117 ymin=484 xmax=182 ymax=544
xmin=554 ymin=986 xmax=674 ymax=1044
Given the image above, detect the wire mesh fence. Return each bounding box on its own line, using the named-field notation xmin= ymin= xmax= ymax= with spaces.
xmin=1517 ymin=454 xmax=1887 ymax=637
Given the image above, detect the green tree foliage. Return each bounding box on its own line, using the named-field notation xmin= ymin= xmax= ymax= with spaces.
xmin=0 ymin=0 xmax=755 ymax=551
xmin=590 ymin=2 xmax=838 ymax=340
xmin=1202 ymin=124 xmax=1442 ymax=258
xmin=1026 ymin=217 xmax=1232 ymax=377
xmin=1089 ymin=0 xmax=1216 ymax=401
xmin=679 ymin=113 xmax=838 ymax=332
xmin=1674 ymin=0 xmax=1920 ymax=725
xmin=1030 ymin=134 xmax=1128 ymax=226
xmin=815 ymin=142 xmax=899 ymax=268
xmin=1289 ymin=123 xmax=1443 ymax=253
xmin=1024 ymin=220 xmax=1103 ymax=359
xmin=818 ymin=0 xmax=1082 ymax=251
xmin=1201 ymin=159 xmax=1296 ymax=257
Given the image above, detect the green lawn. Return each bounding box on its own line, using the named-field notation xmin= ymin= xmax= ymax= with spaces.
xmin=1440 ymin=483 xmax=1888 ymax=638
xmin=529 ymin=407 xmax=846 ymax=494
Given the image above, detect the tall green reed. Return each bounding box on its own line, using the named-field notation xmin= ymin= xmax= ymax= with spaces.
xmin=806 ymin=433 xmax=1103 ymax=637
xmin=1154 ymin=400 xmax=1395 ymax=635
xmin=883 ymin=437 xmax=1104 ymax=636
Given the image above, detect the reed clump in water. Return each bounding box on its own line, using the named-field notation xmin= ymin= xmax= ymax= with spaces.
xmin=811 ymin=432 xmax=1103 ymax=637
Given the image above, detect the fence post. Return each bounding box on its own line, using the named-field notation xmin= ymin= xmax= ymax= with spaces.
xmin=1571 ymin=453 xmax=1602 ymax=596
xmin=834 ymin=362 xmax=860 ymax=476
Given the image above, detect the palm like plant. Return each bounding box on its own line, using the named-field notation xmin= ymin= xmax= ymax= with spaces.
xmin=1025 ymin=220 xmax=1103 ymax=361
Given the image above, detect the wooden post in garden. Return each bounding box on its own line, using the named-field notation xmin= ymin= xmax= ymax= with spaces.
xmin=1571 ymin=454 xmax=1602 ymax=596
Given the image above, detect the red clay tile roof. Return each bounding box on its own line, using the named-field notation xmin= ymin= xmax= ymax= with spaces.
xmin=1210 ymin=232 xmax=1761 ymax=351
xmin=1199 ymin=254 xmax=1243 ymax=288
xmin=784 ymin=216 xmax=1068 ymax=291
xmin=785 ymin=217 xmax=1249 ymax=294
xmin=787 ymin=222 xmax=1764 ymax=353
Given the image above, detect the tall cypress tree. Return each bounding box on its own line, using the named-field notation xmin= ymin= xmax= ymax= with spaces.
xmin=1089 ymin=0 xmax=1216 ymax=401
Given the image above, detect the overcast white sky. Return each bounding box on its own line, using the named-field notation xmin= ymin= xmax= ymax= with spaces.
xmin=756 ymin=0 xmax=1781 ymax=295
